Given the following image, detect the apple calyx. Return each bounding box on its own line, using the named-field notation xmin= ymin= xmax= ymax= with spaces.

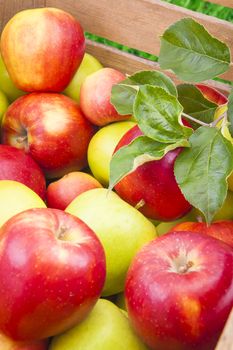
xmin=16 ymin=131 xmax=28 ymax=151
xmin=168 ymin=248 xmax=198 ymax=274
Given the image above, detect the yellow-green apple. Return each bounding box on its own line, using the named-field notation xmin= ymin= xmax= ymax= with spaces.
xmin=63 ymin=53 xmax=103 ymax=103
xmin=0 ymin=145 xmax=46 ymax=200
xmin=0 ymin=180 xmax=46 ymax=227
xmin=0 ymin=8 xmax=85 ymax=92
xmin=0 ymin=89 xmax=9 ymax=121
xmin=47 ymin=172 xmax=102 ymax=210
xmin=125 ymin=231 xmax=233 ymax=350
xmin=0 ymin=54 xmax=25 ymax=102
xmin=80 ymin=68 xmax=131 ymax=126
xmin=0 ymin=331 xmax=48 ymax=350
xmin=49 ymin=299 xmax=148 ymax=350
xmin=1 ymin=93 xmax=95 ymax=178
xmin=0 ymin=208 xmax=106 ymax=340
xmin=169 ymin=220 xmax=233 ymax=248
xmin=66 ymin=188 xmax=157 ymax=296
xmin=156 ymin=209 xmax=197 ymax=236
xmin=114 ymin=125 xmax=192 ymax=221
xmin=88 ymin=121 xmax=136 ymax=186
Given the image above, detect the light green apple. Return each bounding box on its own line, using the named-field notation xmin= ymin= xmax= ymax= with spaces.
xmin=0 ymin=55 xmax=25 ymax=102
xmin=88 ymin=121 xmax=136 ymax=186
xmin=0 ymin=90 xmax=9 ymax=122
xmin=66 ymin=188 xmax=157 ymax=296
xmin=63 ymin=53 xmax=103 ymax=102
xmin=50 ymin=299 xmax=148 ymax=350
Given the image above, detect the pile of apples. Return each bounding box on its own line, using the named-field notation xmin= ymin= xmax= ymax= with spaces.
xmin=0 ymin=6 xmax=233 ymax=350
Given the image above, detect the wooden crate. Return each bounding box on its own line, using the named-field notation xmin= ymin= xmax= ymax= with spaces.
xmin=0 ymin=0 xmax=233 ymax=349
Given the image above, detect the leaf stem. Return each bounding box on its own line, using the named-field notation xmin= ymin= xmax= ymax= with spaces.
xmin=182 ymin=112 xmax=210 ymax=127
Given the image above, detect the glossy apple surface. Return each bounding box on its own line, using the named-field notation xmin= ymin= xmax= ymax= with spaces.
xmin=66 ymin=188 xmax=157 ymax=296
xmin=0 ymin=89 xmax=9 ymax=121
xmin=88 ymin=121 xmax=136 ymax=186
xmin=1 ymin=93 xmax=95 ymax=178
xmin=80 ymin=67 xmax=130 ymax=126
xmin=63 ymin=53 xmax=103 ymax=103
xmin=0 ymin=331 xmax=48 ymax=350
xmin=0 ymin=180 xmax=46 ymax=227
xmin=0 ymin=8 xmax=85 ymax=92
xmin=0 ymin=54 xmax=25 ymax=102
xmin=0 ymin=145 xmax=46 ymax=200
xmin=114 ymin=125 xmax=192 ymax=221
xmin=50 ymin=299 xmax=148 ymax=350
xmin=47 ymin=172 xmax=102 ymax=210
xmin=126 ymin=231 xmax=233 ymax=350
xmin=0 ymin=208 xmax=106 ymax=340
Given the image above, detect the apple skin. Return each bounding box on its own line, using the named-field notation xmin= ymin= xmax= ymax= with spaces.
xmin=0 ymin=332 xmax=48 ymax=350
xmin=0 ymin=8 xmax=85 ymax=92
xmin=66 ymin=188 xmax=157 ymax=296
xmin=47 ymin=172 xmax=102 ymax=210
xmin=0 ymin=207 xmax=106 ymax=341
xmin=63 ymin=53 xmax=103 ymax=103
xmin=0 ymin=180 xmax=46 ymax=227
xmin=49 ymin=299 xmax=148 ymax=350
xmin=88 ymin=121 xmax=136 ymax=186
xmin=0 ymin=89 xmax=9 ymax=121
xmin=1 ymin=93 xmax=95 ymax=178
xmin=125 ymin=231 xmax=233 ymax=350
xmin=114 ymin=125 xmax=192 ymax=221
xmin=169 ymin=220 xmax=233 ymax=248
xmin=80 ymin=67 xmax=130 ymax=126
xmin=0 ymin=145 xmax=46 ymax=200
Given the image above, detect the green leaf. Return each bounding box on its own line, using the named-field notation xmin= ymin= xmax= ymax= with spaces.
xmin=109 ymin=136 xmax=189 ymax=190
xmin=159 ymin=18 xmax=230 ymax=82
xmin=111 ymin=70 xmax=177 ymax=115
xmin=178 ymin=84 xmax=218 ymax=128
xmin=228 ymin=89 xmax=233 ymax=138
xmin=133 ymin=85 xmax=193 ymax=143
xmin=174 ymin=126 xmax=233 ymax=224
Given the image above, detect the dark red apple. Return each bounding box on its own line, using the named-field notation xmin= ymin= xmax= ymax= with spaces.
xmin=1 ymin=93 xmax=95 ymax=178
xmin=125 ymin=231 xmax=233 ymax=350
xmin=0 ymin=208 xmax=106 ymax=340
xmin=0 ymin=7 xmax=85 ymax=92
xmin=169 ymin=221 xmax=233 ymax=248
xmin=114 ymin=125 xmax=191 ymax=221
xmin=0 ymin=331 xmax=48 ymax=350
xmin=0 ymin=144 xmax=46 ymax=200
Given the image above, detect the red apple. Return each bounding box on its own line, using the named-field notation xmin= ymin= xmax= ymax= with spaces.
xmin=169 ymin=220 xmax=233 ymax=248
xmin=114 ymin=125 xmax=191 ymax=221
xmin=47 ymin=171 xmax=102 ymax=210
xmin=0 ymin=8 xmax=85 ymax=92
xmin=1 ymin=93 xmax=95 ymax=178
xmin=125 ymin=231 xmax=233 ymax=350
xmin=0 ymin=331 xmax=48 ymax=350
xmin=0 ymin=208 xmax=106 ymax=340
xmin=0 ymin=144 xmax=46 ymax=200
xmin=80 ymin=68 xmax=130 ymax=126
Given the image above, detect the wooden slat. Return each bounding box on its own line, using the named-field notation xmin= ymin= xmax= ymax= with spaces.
xmin=0 ymin=0 xmax=46 ymax=32
xmin=210 ymin=0 xmax=233 ymax=8
xmin=215 ymin=309 xmax=233 ymax=350
xmin=86 ymin=40 xmax=231 ymax=96
xmin=47 ymin=0 xmax=233 ymax=81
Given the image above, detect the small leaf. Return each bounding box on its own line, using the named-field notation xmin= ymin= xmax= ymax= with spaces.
xmin=109 ymin=136 xmax=189 ymax=190
xmin=174 ymin=126 xmax=233 ymax=224
xmin=111 ymin=70 xmax=177 ymax=115
xmin=134 ymin=85 xmax=193 ymax=143
xmin=159 ymin=18 xmax=230 ymax=82
xmin=178 ymin=84 xmax=218 ymax=128
xmin=228 ymin=89 xmax=233 ymax=138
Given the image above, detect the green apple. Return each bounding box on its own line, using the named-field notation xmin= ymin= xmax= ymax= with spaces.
xmin=0 ymin=54 xmax=25 ymax=102
xmin=156 ymin=209 xmax=197 ymax=236
xmin=0 ymin=90 xmax=9 ymax=122
xmin=66 ymin=188 xmax=157 ymax=296
xmin=50 ymin=299 xmax=148 ymax=350
xmin=63 ymin=53 xmax=103 ymax=102
xmin=88 ymin=121 xmax=136 ymax=186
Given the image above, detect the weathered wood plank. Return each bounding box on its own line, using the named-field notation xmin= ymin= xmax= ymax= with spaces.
xmin=47 ymin=0 xmax=233 ymax=81
xmin=210 ymin=0 xmax=233 ymax=8
xmin=86 ymin=40 xmax=231 ymax=96
xmin=0 ymin=0 xmax=46 ymax=32
xmin=215 ymin=309 xmax=233 ymax=350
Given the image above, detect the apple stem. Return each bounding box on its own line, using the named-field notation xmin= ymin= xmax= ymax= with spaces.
xmin=16 ymin=135 xmax=27 ymax=144
xmin=135 ymin=199 xmax=145 ymax=210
